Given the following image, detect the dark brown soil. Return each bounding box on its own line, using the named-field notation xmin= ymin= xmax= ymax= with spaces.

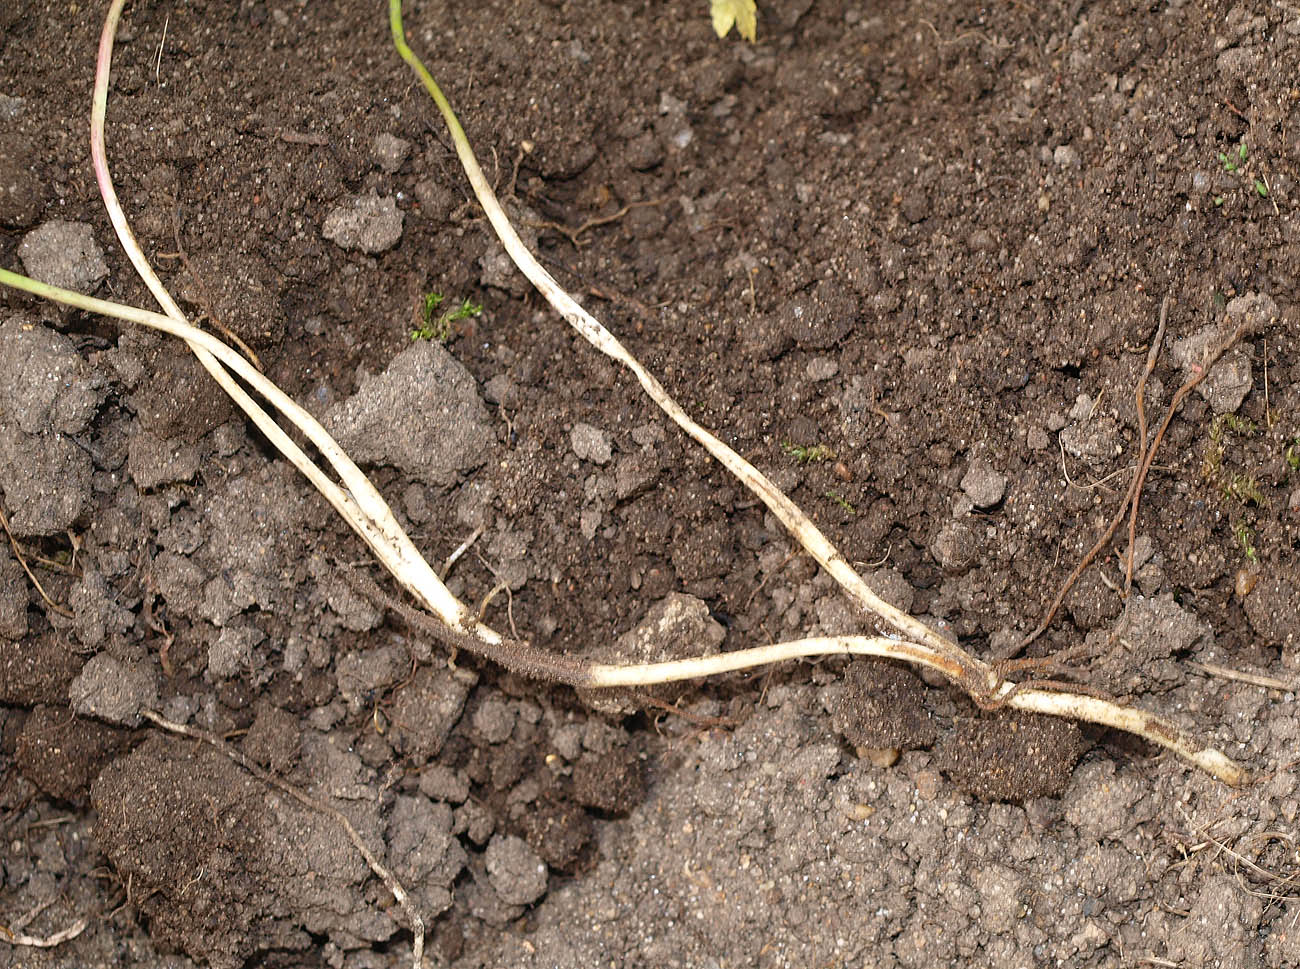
xmin=3 ymin=0 xmax=1300 ymax=966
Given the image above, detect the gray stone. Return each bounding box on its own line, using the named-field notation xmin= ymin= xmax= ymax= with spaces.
xmin=960 ymin=460 xmax=1007 ymax=508
xmin=69 ymin=653 xmax=158 ymax=727
xmin=570 ymin=422 xmax=612 ymax=464
xmin=323 ymin=340 xmax=493 ymax=487
xmin=18 ymin=220 xmax=108 ymax=293
xmin=371 ymin=133 xmax=411 ymax=174
xmin=0 ymin=317 xmax=106 ymax=435
xmin=485 ymin=834 xmax=548 ymax=906
xmin=322 ymin=193 xmax=403 ymax=253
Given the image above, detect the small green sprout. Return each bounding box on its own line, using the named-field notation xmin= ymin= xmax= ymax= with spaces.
xmin=1284 ymin=439 xmax=1300 ymax=472
xmin=1233 ymin=521 xmax=1258 ymax=564
xmin=783 ymin=441 xmax=835 ymax=464
xmin=1221 ymin=414 xmax=1256 ymax=435
xmin=1222 ymin=472 xmax=1265 ymax=507
xmin=824 ymin=490 xmax=856 ymax=514
xmin=1218 ymin=141 xmax=1248 ymax=174
xmin=1255 ymin=179 xmax=1269 ymax=198
xmin=411 ymin=293 xmax=483 ymax=342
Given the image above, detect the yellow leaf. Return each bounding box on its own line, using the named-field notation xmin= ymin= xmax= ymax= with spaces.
xmin=710 ymin=0 xmax=756 ymax=42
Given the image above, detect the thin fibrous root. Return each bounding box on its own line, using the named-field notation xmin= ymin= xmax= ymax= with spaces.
xmin=142 ymin=711 xmax=424 ymax=969
xmin=387 ymin=0 xmax=1246 ymax=787
xmin=0 ymin=916 xmax=88 ymax=949
xmin=0 ymin=0 xmax=1244 ymax=789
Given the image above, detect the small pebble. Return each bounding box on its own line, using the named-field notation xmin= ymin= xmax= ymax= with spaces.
xmin=18 ymin=220 xmax=108 ymax=293
xmin=570 ymin=422 xmax=612 ymax=464
xmin=960 ymin=460 xmax=1008 ymax=508
xmin=1053 ymin=144 xmax=1080 ymax=167
xmin=371 ymin=133 xmax=411 ymax=174
xmin=322 ymin=193 xmax=403 ymax=253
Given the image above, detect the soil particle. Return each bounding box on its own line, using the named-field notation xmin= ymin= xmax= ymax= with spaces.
xmin=385 ymin=666 xmax=476 ymax=765
xmin=782 ymin=280 xmax=857 ymax=350
xmin=515 ymin=793 xmax=593 ymax=872
xmin=420 ymin=763 xmax=470 ymax=804
xmin=484 ymin=833 xmax=548 ymax=907
xmin=242 ymin=702 xmax=301 ymax=774
xmin=68 ymin=652 xmax=158 ymax=727
xmin=371 ymin=133 xmax=411 ymax=174
xmin=1241 ymin=574 xmax=1300 ymax=649
xmin=93 ymin=733 xmax=395 ymax=968
xmin=571 ymin=747 xmax=645 ymax=814
xmin=960 ymin=458 xmax=1008 ymax=509
xmin=16 ymin=219 xmax=108 ymax=293
xmin=569 ymin=421 xmax=612 ymax=464
xmin=323 ymin=339 xmax=494 ymax=487
xmin=0 ymin=541 xmax=29 ymax=639
xmin=1065 ymin=568 xmax=1123 ymax=631
xmin=929 ymin=520 xmax=979 ymax=575
xmin=471 ymin=694 xmax=517 ymax=744
xmin=1171 ymin=320 xmax=1254 ymax=415
xmin=829 ymin=659 xmax=937 ymax=751
xmin=935 ymin=712 xmax=1082 ymax=802
xmin=0 ymin=425 xmax=93 ymax=535
xmin=207 ymin=621 xmax=266 ymax=680
xmin=322 ymin=192 xmax=404 ymax=254
xmin=0 ymin=132 xmax=41 ymax=227
xmin=386 ymin=794 xmax=464 ymax=917
xmin=175 ymin=250 xmax=287 ymax=351
xmin=0 ymin=632 xmax=81 ymax=706
xmin=1062 ymin=760 xmax=1154 ymax=840
xmin=15 ymin=705 xmax=131 ymax=803
xmin=334 ymin=644 xmax=408 ymax=712
xmin=580 ymin=591 xmax=724 ymax=715
xmin=1059 ymin=393 xmax=1122 ymax=464
xmin=126 ymin=429 xmax=202 ymax=488
xmin=1095 ymin=592 xmax=1213 ymax=696
xmin=127 ymin=343 xmax=236 ymax=440
xmin=0 ymin=317 xmax=106 ymax=437
xmin=1167 ymin=873 xmax=1264 ymax=969
xmin=69 ymin=568 xmax=133 ymax=650
xmin=866 ymin=566 xmax=915 ymax=614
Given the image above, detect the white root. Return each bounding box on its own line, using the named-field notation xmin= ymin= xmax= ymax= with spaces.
xmin=389 ymin=1 xmax=1246 ymax=786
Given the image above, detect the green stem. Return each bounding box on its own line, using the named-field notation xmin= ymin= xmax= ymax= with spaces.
xmin=0 ymin=266 xmax=160 ymax=326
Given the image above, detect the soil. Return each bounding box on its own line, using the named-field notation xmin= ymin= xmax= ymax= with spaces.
xmin=2 ymin=0 xmax=1300 ymax=966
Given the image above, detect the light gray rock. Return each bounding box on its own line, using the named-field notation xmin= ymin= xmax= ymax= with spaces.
xmin=69 ymin=653 xmax=158 ymax=726
xmin=485 ymin=834 xmax=548 ymax=906
xmin=323 ymin=340 xmax=493 ymax=487
xmin=960 ymin=459 xmax=1007 ymax=508
xmin=570 ymin=422 xmax=612 ymax=464
xmin=322 ymin=193 xmax=403 ymax=253
xmin=18 ymin=220 xmax=108 ymax=293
